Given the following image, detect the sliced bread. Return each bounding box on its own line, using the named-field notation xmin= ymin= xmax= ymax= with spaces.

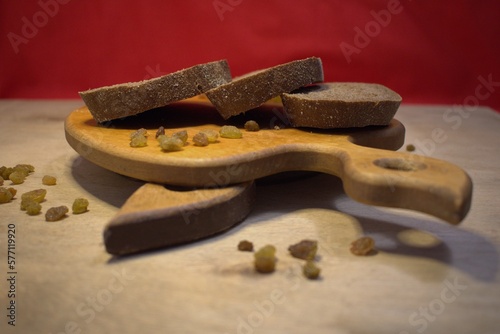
xmin=281 ymin=82 xmax=402 ymax=128
xmin=79 ymin=59 xmax=231 ymax=123
xmin=205 ymin=57 xmax=324 ymax=119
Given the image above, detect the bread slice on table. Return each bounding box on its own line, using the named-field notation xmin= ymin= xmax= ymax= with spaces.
xmin=79 ymin=59 xmax=232 ymax=123
xmin=281 ymin=82 xmax=402 ymax=128
xmin=205 ymin=57 xmax=324 ymax=119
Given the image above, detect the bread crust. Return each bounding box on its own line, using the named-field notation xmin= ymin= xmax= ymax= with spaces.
xmin=281 ymin=83 xmax=402 ymax=128
xmin=205 ymin=57 xmax=324 ymax=119
xmin=79 ymin=60 xmax=231 ymax=122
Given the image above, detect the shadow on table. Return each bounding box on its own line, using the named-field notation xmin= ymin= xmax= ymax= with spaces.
xmin=75 ymin=152 xmax=497 ymax=283
xmin=70 ymin=156 xmax=143 ymax=208
xmin=250 ymin=173 xmax=499 ymax=282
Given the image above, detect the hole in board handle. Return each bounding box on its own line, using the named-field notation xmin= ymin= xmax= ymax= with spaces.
xmin=373 ymin=158 xmax=426 ymax=172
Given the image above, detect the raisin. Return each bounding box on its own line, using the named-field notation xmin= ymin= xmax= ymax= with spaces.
xmin=45 ymin=205 xmax=69 ymax=221
xmin=254 ymin=245 xmax=276 ymax=273
xmin=200 ymin=129 xmax=219 ymax=143
xmin=155 ymin=126 xmax=165 ymax=138
xmin=193 ymin=132 xmax=209 ymax=147
xmin=130 ymin=135 xmax=147 ymax=147
xmin=72 ymin=198 xmax=89 ymax=214
xmin=157 ymin=135 xmax=184 ymax=152
xmin=17 ymin=164 xmax=35 ymax=173
xmin=25 ymin=200 xmax=42 ymax=216
xmin=172 ymin=130 xmax=188 ymax=144
xmin=130 ymin=128 xmax=148 ymax=147
xmin=220 ymin=125 xmax=242 ymax=139
xmin=13 ymin=164 xmax=31 ymax=176
xmin=21 ymin=189 xmax=46 ymax=204
xmin=42 ymin=175 xmax=57 ymax=185
xmin=406 ymin=144 xmax=416 ymax=152
xmin=9 ymin=171 xmax=25 ymax=184
xmin=303 ymin=261 xmax=321 ymax=279
xmin=244 ymin=120 xmax=260 ymax=132
xmin=130 ymin=128 xmax=148 ymax=139
xmin=0 ymin=187 xmax=13 ymax=203
xmin=288 ymin=240 xmax=318 ymax=260
xmin=7 ymin=188 xmax=16 ymax=197
xmin=350 ymin=236 xmax=375 ymax=256
xmin=1 ymin=167 xmax=13 ymax=180
xmin=238 ymin=240 xmax=254 ymax=252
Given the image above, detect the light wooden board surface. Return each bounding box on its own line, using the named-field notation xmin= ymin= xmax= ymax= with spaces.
xmin=0 ymin=100 xmax=499 ymax=334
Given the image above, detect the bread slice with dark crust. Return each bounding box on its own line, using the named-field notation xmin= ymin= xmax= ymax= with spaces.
xmin=79 ymin=60 xmax=232 ymax=123
xmin=205 ymin=57 xmax=324 ymax=119
xmin=281 ymin=82 xmax=402 ymax=129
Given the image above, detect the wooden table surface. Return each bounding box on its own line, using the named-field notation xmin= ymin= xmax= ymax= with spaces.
xmin=0 ymin=100 xmax=499 ymax=334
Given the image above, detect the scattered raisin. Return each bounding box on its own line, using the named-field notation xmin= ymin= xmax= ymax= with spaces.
xmin=193 ymin=132 xmax=209 ymax=147
xmin=244 ymin=120 xmax=260 ymax=132
xmin=13 ymin=164 xmax=31 ymax=176
xmin=17 ymin=164 xmax=35 ymax=173
xmin=406 ymin=144 xmax=416 ymax=152
xmin=158 ymin=135 xmax=184 ymax=152
xmin=350 ymin=236 xmax=375 ymax=256
xmin=72 ymin=198 xmax=89 ymax=214
xmin=200 ymin=129 xmax=219 ymax=143
xmin=155 ymin=126 xmax=165 ymax=138
xmin=1 ymin=167 xmax=13 ymax=180
xmin=288 ymin=240 xmax=318 ymax=260
xmin=220 ymin=125 xmax=242 ymax=139
xmin=25 ymin=200 xmax=42 ymax=216
xmin=42 ymin=175 xmax=57 ymax=185
xmin=130 ymin=128 xmax=148 ymax=147
xmin=7 ymin=188 xmax=16 ymax=197
xmin=21 ymin=189 xmax=46 ymax=204
xmin=45 ymin=205 xmax=69 ymax=221
xmin=254 ymin=245 xmax=276 ymax=273
xmin=303 ymin=261 xmax=321 ymax=279
xmin=238 ymin=240 xmax=254 ymax=252
xmin=130 ymin=128 xmax=148 ymax=139
xmin=130 ymin=134 xmax=148 ymax=147
xmin=9 ymin=171 xmax=26 ymax=185
xmin=0 ymin=187 xmax=14 ymax=203
xmin=172 ymin=130 xmax=188 ymax=144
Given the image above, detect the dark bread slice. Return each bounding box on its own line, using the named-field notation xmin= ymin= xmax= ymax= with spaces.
xmin=205 ymin=57 xmax=323 ymax=119
xmin=281 ymin=82 xmax=402 ymax=128
xmin=79 ymin=60 xmax=231 ymax=123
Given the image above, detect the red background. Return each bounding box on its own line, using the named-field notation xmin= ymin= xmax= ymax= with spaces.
xmin=1 ymin=0 xmax=499 ymax=111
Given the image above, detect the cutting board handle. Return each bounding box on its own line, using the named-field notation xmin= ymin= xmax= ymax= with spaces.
xmin=338 ymin=146 xmax=472 ymax=224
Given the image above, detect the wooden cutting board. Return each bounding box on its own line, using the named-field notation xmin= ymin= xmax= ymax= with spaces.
xmin=64 ymin=98 xmax=472 ymax=254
